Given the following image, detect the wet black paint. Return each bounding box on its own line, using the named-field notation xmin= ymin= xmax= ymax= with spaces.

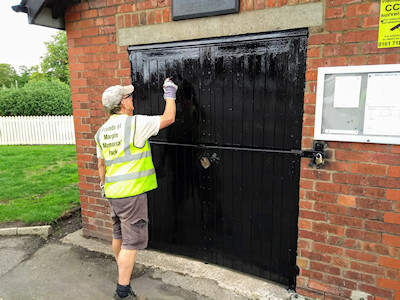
xmin=128 ymin=29 xmax=308 ymax=288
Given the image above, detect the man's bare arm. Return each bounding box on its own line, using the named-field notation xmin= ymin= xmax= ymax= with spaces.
xmin=160 ymin=98 xmax=176 ymax=129
xmin=98 ymin=158 xmax=106 ymax=186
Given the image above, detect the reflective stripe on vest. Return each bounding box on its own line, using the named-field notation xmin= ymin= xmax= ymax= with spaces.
xmin=105 ymin=168 xmax=155 ymax=183
xmin=95 ymin=115 xmax=158 ymax=198
xmin=104 ymin=150 xmax=152 ymax=167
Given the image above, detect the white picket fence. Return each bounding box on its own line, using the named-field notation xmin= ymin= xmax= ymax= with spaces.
xmin=0 ymin=116 xmax=75 ymax=145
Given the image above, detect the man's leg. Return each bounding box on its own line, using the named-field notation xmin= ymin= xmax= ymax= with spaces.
xmin=117 ymin=248 xmax=137 ymax=285
xmin=113 ymin=238 xmax=144 ymax=281
xmin=112 ymin=238 xmax=122 ymax=261
xmin=113 ymin=194 xmax=148 ymax=299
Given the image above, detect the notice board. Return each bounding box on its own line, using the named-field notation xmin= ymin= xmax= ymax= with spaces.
xmin=378 ymin=0 xmax=400 ymax=48
xmin=314 ymin=64 xmax=400 ymax=144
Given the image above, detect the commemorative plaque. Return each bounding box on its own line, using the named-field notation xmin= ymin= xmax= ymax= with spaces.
xmin=172 ymin=0 xmax=239 ymax=21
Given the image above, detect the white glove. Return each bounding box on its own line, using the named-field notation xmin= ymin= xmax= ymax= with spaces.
xmin=163 ymin=78 xmax=178 ymax=100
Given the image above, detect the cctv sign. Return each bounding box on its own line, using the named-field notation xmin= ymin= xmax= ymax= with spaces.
xmin=378 ymin=0 xmax=400 ymax=48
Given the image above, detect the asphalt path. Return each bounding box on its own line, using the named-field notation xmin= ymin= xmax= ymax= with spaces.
xmin=0 ymin=235 xmax=246 ymax=300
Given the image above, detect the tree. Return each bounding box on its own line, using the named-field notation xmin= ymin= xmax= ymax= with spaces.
xmin=0 ymin=64 xmax=18 ymax=88
xmin=29 ymin=66 xmax=50 ymax=82
xmin=40 ymin=31 xmax=70 ymax=84
xmin=16 ymin=65 xmax=39 ymax=88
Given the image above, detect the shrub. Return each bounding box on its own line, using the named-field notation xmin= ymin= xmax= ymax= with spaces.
xmin=0 ymin=80 xmax=72 ymax=116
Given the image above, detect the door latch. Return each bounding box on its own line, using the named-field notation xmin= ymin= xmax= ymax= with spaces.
xmin=199 ymin=152 xmax=220 ymax=169
xmin=295 ymin=141 xmax=328 ymax=168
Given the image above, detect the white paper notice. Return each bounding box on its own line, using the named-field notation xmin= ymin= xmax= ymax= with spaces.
xmin=363 ymin=73 xmax=400 ymax=136
xmin=333 ymin=76 xmax=362 ymax=108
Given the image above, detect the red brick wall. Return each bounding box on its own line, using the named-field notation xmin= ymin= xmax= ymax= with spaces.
xmin=65 ymin=0 xmax=400 ymax=298
xmin=298 ymin=0 xmax=400 ymax=299
xmin=65 ymin=0 xmax=132 ymax=241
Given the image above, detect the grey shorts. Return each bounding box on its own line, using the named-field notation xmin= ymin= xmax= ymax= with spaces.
xmin=108 ymin=193 xmax=149 ymax=250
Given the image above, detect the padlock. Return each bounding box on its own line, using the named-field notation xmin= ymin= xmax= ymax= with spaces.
xmin=315 ymin=153 xmax=323 ymax=167
xmin=200 ymin=157 xmax=211 ymax=169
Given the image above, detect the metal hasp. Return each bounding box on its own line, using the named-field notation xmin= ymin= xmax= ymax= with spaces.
xmin=129 ymin=29 xmax=308 ymax=290
xmin=11 ymin=0 xmax=80 ymax=30
xmin=199 ymin=152 xmax=220 ymax=169
xmin=294 ymin=141 xmax=328 ymax=168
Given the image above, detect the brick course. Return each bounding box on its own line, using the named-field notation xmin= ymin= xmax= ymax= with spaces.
xmin=65 ymin=0 xmax=400 ymax=299
xmin=299 ymin=0 xmax=400 ymax=297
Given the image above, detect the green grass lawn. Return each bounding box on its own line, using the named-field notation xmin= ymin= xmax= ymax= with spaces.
xmin=0 ymin=145 xmax=80 ymax=224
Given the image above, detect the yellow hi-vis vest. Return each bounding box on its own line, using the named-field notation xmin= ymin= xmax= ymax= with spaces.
xmin=95 ymin=114 xmax=157 ymax=198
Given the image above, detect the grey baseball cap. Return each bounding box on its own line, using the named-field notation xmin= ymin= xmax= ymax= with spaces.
xmin=102 ymin=85 xmax=134 ymax=113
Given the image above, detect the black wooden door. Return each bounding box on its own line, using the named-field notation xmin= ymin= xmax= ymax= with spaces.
xmin=128 ymin=29 xmax=307 ymax=288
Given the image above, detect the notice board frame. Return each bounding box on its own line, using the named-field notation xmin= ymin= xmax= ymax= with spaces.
xmin=314 ymin=64 xmax=400 ymax=145
xmin=172 ymin=0 xmax=239 ymax=21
